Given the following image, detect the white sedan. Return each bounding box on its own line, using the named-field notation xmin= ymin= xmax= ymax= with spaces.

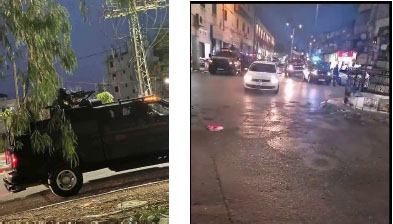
xmin=244 ymin=61 xmax=280 ymax=94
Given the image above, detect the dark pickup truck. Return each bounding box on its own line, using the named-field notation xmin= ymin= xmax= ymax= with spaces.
xmin=3 ymin=95 xmax=169 ymax=197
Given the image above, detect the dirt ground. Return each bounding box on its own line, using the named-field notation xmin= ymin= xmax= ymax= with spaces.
xmin=0 ymin=181 xmax=169 ymax=223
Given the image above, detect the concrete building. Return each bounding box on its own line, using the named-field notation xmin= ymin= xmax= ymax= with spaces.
xmin=191 ymin=4 xmax=275 ymax=69
xmin=353 ymin=4 xmax=389 ymax=69
xmin=99 ymin=40 xmax=158 ymax=101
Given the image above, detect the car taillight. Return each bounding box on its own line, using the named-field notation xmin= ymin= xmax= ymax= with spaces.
xmin=11 ymin=154 xmax=17 ymax=168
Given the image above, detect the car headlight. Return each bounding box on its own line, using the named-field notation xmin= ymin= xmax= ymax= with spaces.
xmin=288 ymin=65 xmax=294 ymax=71
xmin=271 ymin=76 xmax=279 ymax=84
xmin=311 ymin=70 xmax=318 ymax=75
xmin=244 ymin=73 xmax=252 ymax=82
xmin=327 ymin=72 xmax=331 ymax=76
xmin=229 ymin=61 xmax=233 ymax=65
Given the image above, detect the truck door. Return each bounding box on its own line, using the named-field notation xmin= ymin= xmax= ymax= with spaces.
xmin=99 ymin=102 xmax=152 ymax=165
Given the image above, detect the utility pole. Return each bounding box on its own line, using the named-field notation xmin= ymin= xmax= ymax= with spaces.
xmin=104 ymin=0 xmax=168 ymax=97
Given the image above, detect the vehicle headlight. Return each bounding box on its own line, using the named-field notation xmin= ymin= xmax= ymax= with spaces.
xmin=244 ymin=73 xmax=252 ymax=82
xmin=288 ymin=65 xmax=294 ymax=71
xmin=271 ymin=76 xmax=279 ymax=84
xmin=311 ymin=70 xmax=318 ymax=75
xmin=229 ymin=61 xmax=233 ymax=65
xmin=327 ymin=72 xmax=331 ymax=76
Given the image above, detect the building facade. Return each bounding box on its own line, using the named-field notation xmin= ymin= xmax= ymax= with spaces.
xmin=97 ymin=40 xmax=158 ymax=101
xmin=191 ymin=4 xmax=275 ymax=70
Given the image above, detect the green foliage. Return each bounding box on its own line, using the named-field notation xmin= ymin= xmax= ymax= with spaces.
xmin=96 ymin=91 xmax=114 ymax=104
xmin=129 ymin=206 xmax=169 ymax=224
xmin=0 ymin=0 xmax=78 ymax=166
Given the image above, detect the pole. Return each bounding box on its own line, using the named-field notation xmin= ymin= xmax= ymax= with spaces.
xmin=290 ymin=27 xmax=295 ymax=60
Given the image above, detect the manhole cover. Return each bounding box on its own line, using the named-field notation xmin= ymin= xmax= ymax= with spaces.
xmin=117 ymin=200 xmax=148 ymax=210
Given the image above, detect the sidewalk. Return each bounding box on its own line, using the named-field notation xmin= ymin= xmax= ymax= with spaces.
xmin=321 ymin=98 xmax=389 ymax=125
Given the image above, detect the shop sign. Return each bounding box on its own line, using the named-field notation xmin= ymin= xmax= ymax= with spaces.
xmin=198 ymin=28 xmax=210 ymax=43
xmin=338 ymin=51 xmax=354 ymax=57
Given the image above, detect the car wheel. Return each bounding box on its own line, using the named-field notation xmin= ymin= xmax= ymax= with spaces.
xmin=274 ymin=85 xmax=279 ymax=94
xmin=209 ymin=67 xmax=216 ymax=74
xmin=48 ymin=166 xmax=83 ymax=197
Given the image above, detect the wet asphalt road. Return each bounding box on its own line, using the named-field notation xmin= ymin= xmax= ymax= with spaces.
xmin=191 ymin=71 xmax=389 ymax=224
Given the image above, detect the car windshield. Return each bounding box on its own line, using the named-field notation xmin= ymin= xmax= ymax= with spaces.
xmin=250 ymin=63 xmax=276 ymax=73
xmin=215 ymin=51 xmax=236 ymax=58
xmin=316 ymin=62 xmax=330 ymax=70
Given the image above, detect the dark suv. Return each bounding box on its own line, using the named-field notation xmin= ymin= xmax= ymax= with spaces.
xmin=304 ymin=61 xmax=332 ymax=85
xmin=208 ymin=49 xmax=241 ymax=75
xmin=3 ymin=93 xmax=169 ymax=197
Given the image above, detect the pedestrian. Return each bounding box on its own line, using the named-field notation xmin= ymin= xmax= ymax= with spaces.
xmin=332 ymin=64 xmax=339 ymax=86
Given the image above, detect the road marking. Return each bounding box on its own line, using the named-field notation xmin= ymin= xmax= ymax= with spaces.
xmin=4 ymin=179 xmax=169 ymax=217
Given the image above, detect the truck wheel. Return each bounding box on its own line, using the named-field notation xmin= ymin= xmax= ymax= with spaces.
xmin=48 ymin=166 xmax=83 ymax=197
xmin=209 ymin=66 xmax=216 ymax=74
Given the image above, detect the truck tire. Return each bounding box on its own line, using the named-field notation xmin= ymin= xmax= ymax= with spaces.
xmin=48 ymin=166 xmax=83 ymax=197
xmin=209 ymin=66 xmax=217 ymax=74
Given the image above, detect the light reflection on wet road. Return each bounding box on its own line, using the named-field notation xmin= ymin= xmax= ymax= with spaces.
xmin=191 ymin=71 xmax=389 ymax=224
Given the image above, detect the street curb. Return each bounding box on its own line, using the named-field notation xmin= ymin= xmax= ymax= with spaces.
xmin=3 ymin=179 xmax=169 ymax=217
xmin=0 ymin=166 xmax=10 ymax=174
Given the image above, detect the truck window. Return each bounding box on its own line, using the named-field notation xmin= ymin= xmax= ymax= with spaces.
xmin=147 ymin=102 xmax=169 ymax=116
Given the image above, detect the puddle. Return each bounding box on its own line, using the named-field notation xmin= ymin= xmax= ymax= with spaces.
xmin=303 ymin=154 xmax=338 ymax=171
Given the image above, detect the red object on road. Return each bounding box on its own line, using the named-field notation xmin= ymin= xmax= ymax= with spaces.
xmin=206 ymin=124 xmax=224 ymax=131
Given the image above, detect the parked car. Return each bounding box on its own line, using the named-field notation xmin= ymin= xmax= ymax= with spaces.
xmin=338 ymin=69 xmax=349 ymax=85
xmin=303 ymin=61 xmax=332 ymax=85
xmin=209 ymin=48 xmax=241 ymax=75
xmin=3 ymin=92 xmax=169 ymax=197
xmin=243 ymin=61 xmax=280 ymax=93
xmin=285 ymin=59 xmax=306 ymax=77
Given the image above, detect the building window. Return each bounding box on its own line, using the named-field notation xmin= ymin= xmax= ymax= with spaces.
xmin=127 ymin=96 xmax=130 ymax=99
xmin=200 ymin=4 xmax=205 ymax=8
xmin=247 ymin=26 xmax=249 ymax=34
xmin=115 ymin=86 xmax=119 ymax=92
xmin=109 ymin=61 xmax=114 ymax=67
xmin=112 ymin=74 xmax=116 ymax=80
xmin=123 ymin=70 xmax=125 ymax=74
xmin=236 ymin=19 xmax=239 ymax=29
xmin=242 ymin=23 xmax=245 ymax=32
xmin=133 ymin=89 xmax=136 ymax=94
xmin=121 ymin=56 xmax=123 ymax=60
xmin=212 ymin=4 xmax=217 ymax=15
xmin=199 ymin=16 xmax=203 ymax=24
xmin=125 ymin=83 xmax=128 ymax=87
xmin=224 ymin=10 xmax=227 ymax=21
xmin=128 ymin=63 xmax=131 ymax=68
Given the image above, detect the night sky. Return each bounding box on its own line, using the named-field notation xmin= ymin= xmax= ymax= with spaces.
xmin=0 ymin=0 xmax=168 ymax=98
xmin=256 ymin=3 xmax=359 ymax=53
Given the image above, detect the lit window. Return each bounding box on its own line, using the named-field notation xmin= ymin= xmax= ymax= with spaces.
xmin=115 ymin=86 xmax=119 ymax=92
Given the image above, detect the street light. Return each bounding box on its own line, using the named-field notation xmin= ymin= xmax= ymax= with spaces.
xmin=286 ymin=22 xmax=303 ymax=60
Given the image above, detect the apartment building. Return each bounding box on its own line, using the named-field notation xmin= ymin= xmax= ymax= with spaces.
xmin=191 ymin=4 xmax=275 ymax=70
xmin=98 ymin=40 xmax=158 ymax=101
